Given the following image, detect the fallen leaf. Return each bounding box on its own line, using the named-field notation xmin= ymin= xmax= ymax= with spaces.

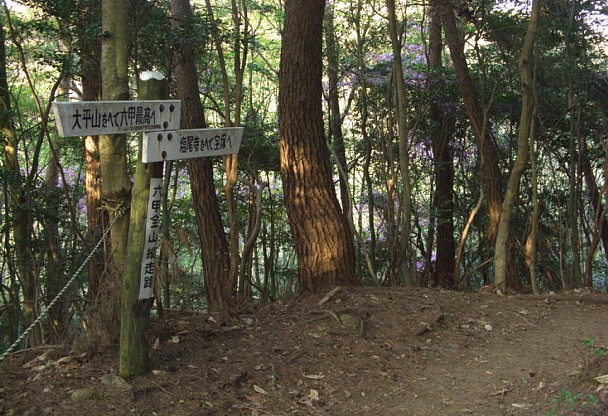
xmin=56 ymin=356 xmax=73 ymax=364
xmin=253 ymin=385 xmax=268 ymax=395
xmin=594 ymin=374 xmax=608 ymax=384
xmin=304 ymin=374 xmax=325 ymax=380
xmin=489 ymin=388 xmax=509 ymax=397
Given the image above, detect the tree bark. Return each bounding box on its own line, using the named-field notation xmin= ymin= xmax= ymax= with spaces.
xmin=324 ymin=3 xmax=349 ymax=216
xmin=581 ymin=140 xmax=608 ymax=261
xmin=279 ymin=0 xmax=358 ymax=293
xmin=428 ymin=4 xmax=456 ymax=288
xmin=494 ymin=0 xmax=540 ymax=291
xmin=387 ymin=0 xmax=415 ymax=286
xmin=88 ymin=0 xmax=132 ymax=350
xmin=78 ymin=1 xmax=107 ymax=305
xmin=0 ymin=11 xmax=41 ymax=346
xmin=171 ymin=0 xmax=231 ymax=311
xmin=436 ymin=2 xmax=503 ymax=249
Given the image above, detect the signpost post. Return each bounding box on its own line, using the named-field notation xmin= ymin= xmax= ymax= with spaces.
xmin=52 ymin=74 xmax=244 ymax=377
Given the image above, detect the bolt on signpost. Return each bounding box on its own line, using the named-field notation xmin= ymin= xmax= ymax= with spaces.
xmin=53 ymin=71 xmax=243 ymax=377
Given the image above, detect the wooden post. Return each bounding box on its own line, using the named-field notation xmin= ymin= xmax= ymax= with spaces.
xmin=119 ymin=72 xmax=166 ymax=377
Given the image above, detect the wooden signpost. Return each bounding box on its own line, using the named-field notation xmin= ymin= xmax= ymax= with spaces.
xmin=52 ymin=73 xmax=243 ymax=377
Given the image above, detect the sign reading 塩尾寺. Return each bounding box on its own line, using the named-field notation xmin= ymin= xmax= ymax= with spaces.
xmin=142 ymin=127 xmax=244 ymax=163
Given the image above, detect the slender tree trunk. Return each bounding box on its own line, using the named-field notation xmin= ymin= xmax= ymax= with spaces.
xmin=279 ymin=0 xmax=358 ymax=292
xmin=494 ymin=0 xmax=540 ymax=291
xmin=428 ymin=4 xmax=456 ymax=288
xmin=171 ymin=0 xmax=231 ymax=311
xmin=324 ymin=3 xmax=349 ymax=216
xmin=44 ymin=73 xmax=68 ymax=340
xmin=79 ymin=1 xmax=107 ymax=306
xmin=204 ymin=0 xmax=249 ymax=301
xmin=567 ymin=85 xmax=582 ymax=288
xmin=581 ymin=139 xmax=608 ymax=260
xmin=437 ymin=2 xmax=503 ymax=251
xmin=526 ymin=84 xmax=540 ymax=295
xmin=159 ymin=160 xmax=173 ymax=310
xmin=0 ymin=12 xmax=41 ymax=347
xmin=387 ymin=0 xmax=415 ymax=286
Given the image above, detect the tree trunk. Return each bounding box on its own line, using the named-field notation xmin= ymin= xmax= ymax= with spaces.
xmin=494 ymin=0 xmax=540 ymax=291
xmin=44 ymin=74 xmax=68 ymax=340
xmin=171 ymin=0 xmax=231 ymax=311
xmin=387 ymin=0 xmax=415 ymax=286
xmin=428 ymin=4 xmax=456 ymax=288
xmin=279 ymin=0 xmax=358 ymax=293
xmin=0 ymin=11 xmax=41 ymax=347
xmin=79 ymin=1 xmax=107 ymax=305
xmin=581 ymin=139 xmax=608 ymax=261
xmin=204 ymin=0 xmax=249 ymax=301
xmin=567 ymin=84 xmax=582 ymax=288
xmin=437 ymin=2 xmax=503 ymax=250
xmin=526 ymin=94 xmax=540 ymax=295
xmin=89 ymin=0 xmax=132 ymax=351
xmin=324 ymin=3 xmax=349 ymax=216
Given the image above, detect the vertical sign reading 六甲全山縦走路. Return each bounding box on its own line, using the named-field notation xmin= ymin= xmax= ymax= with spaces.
xmin=138 ymin=178 xmax=163 ymax=300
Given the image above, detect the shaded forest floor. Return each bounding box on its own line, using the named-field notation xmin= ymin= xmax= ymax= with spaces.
xmin=2 ymin=287 xmax=608 ymax=415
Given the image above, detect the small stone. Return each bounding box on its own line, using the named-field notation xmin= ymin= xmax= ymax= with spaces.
xmin=71 ymin=388 xmax=100 ymax=401
xmin=339 ymin=314 xmax=359 ymax=328
xmin=100 ymin=374 xmax=130 ymax=389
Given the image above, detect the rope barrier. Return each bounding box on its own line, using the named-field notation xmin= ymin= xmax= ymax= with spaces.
xmin=0 ymin=204 xmax=129 ymax=363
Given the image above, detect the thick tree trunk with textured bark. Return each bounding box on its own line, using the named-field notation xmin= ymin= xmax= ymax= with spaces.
xmin=85 ymin=0 xmax=132 ymax=351
xmin=171 ymin=0 xmax=231 ymax=311
xmin=279 ymin=0 xmax=358 ymax=293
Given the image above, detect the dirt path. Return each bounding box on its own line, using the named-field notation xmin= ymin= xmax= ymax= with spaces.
xmin=1 ymin=287 xmax=608 ymax=415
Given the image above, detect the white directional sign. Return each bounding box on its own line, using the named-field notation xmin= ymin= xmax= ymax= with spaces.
xmin=139 ymin=178 xmax=163 ymax=300
xmin=52 ymin=100 xmax=181 ymax=137
xmin=142 ymin=127 xmax=244 ymax=163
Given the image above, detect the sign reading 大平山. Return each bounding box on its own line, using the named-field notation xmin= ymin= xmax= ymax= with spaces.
xmin=52 ymin=100 xmax=181 ymax=137
xmin=142 ymin=127 xmax=244 ymax=163
xmin=139 ymin=177 xmax=163 ymax=300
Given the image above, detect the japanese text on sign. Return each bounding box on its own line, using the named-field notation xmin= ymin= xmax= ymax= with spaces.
xmin=142 ymin=127 xmax=244 ymax=163
xmin=179 ymin=133 xmax=231 ymax=154
xmin=52 ymin=100 xmax=181 ymax=137
xmin=139 ymin=178 xmax=163 ymax=300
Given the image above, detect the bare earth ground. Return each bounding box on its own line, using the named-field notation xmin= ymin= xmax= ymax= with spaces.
xmin=2 ymin=287 xmax=608 ymax=415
